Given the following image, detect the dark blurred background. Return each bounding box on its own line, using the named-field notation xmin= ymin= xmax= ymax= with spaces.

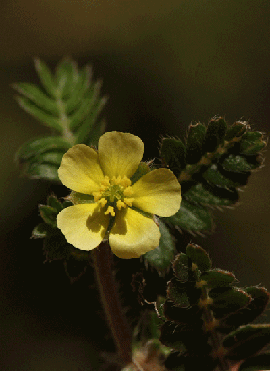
xmin=1 ymin=0 xmax=270 ymax=370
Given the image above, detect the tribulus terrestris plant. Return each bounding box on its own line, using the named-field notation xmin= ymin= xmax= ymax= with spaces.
xmin=14 ymin=57 xmax=269 ymax=371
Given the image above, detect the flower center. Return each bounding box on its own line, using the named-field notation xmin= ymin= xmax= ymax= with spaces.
xmin=92 ymin=175 xmax=134 ymax=217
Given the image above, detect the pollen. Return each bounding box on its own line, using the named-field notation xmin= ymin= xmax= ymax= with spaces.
xmin=116 ymin=200 xmax=126 ymax=210
xmin=105 ymin=206 xmax=116 ymax=216
xmin=124 ymin=198 xmax=134 ymax=207
xmin=120 ymin=176 xmax=132 ymax=188
xmin=99 ymin=197 xmax=107 ymax=207
xmin=110 ymin=175 xmax=122 ymax=185
xmin=101 ymin=176 xmax=110 ymax=187
xmin=93 ymin=191 xmax=102 ymax=202
xmin=93 ymin=175 xmax=135 ymax=217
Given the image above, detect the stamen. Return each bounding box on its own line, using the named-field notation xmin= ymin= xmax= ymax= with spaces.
xmin=124 ymin=198 xmax=134 ymax=207
xmin=105 ymin=206 xmax=116 ymax=217
xmin=95 ymin=175 xmax=135 ymax=216
xmin=120 ymin=176 xmax=132 ymax=188
xmin=99 ymin=198 xmax=107 ymax=207
xmin=116 ymin=200 xmax=126 ymax=210
xmin=93 ymin=191 xmax=102 ymax=202
xmin=101 ymin=176 xmax=110 ymax=187
xmin=111 ymin=175 xmax=122 ymax=185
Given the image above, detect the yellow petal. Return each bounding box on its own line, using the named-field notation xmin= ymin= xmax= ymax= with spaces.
xmin=58 ymin=144 xmax=105 ymax=194
xmin=98 ymin=132 xmax=144 ymax=179
xmin=57 ymin=203 xmax=109 ymax=251
xmin=109 ymin=207 xmax=160 ymax=259
xmin=131 ymin=168 xmax=182 ymax=217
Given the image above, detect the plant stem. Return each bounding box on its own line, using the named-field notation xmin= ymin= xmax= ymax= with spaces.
xmin=92 ymin=241 xmax=133 ymax=366
xmin=200 ymin=286 xmax=230 ymax=371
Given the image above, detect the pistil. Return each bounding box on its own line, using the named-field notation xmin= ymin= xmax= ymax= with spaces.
xmin=93 ymin=175 xmax=134 ymax=216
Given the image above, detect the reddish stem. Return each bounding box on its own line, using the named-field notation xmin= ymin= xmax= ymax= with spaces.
xmin=92 ymin=241 xmax=132 ymax=366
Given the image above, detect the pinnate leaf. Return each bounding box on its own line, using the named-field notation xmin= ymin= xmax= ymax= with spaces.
xmin=160 ymin=117 xmax=267 ymax=234
xmin=14 ymin=57 xmax=107 ymax=180
xmin=165 ymin=199 xmax=213 ymax=232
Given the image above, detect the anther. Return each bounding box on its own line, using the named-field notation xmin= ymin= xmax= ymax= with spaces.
xmin=93 ymin=191 xmax=102 ymax=202
xmin=116 ymin=200 xmax=126 ymax=210
xmin=99 ymin=198 xmax=107 ymax=207
xmin=124 ymin=198 xmax=134 ymax=207
xmin=105 ymin=206 xmax=115 ymax=217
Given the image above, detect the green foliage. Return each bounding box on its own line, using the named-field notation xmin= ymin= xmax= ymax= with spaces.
xmin=32 ymin=194 xmax=89 ymax=263
xmin=153 ymin=243 xmax=270 ymax=371
xmin=144 ymin=220 xmax=175 ymax=273
xmin=161 ymin=117 xmax=267 ymax=234
xmin=14 ymin=57 xmax=107 ymax=181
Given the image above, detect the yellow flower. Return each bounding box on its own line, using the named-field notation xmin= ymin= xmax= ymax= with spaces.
xmin=57 ymin=132 xmax=181 ymax=259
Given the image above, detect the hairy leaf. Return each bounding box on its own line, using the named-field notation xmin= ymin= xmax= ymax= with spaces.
xmin=161 ymin=117 xmax=267 ymax=234
xmin=14 ymin=57 xmax=107 ymax=180
xmin=165 ymin=199 xmax=213 ymax=232
xmin=144 ymin=220 xmax=175 ymax=272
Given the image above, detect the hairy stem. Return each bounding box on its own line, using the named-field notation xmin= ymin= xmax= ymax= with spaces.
xmin=200 ymin=286 xmax=230 ymax=371
xmin=92 ymin=241 xmax=133 ymax=366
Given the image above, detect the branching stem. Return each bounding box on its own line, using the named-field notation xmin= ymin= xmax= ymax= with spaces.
xmin=92 ymin=241 xmax=133 ymax=366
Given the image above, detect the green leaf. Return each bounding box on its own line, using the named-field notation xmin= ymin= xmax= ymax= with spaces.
xmin=69 ymin=81 xmax=103 ymax=130
xmin=244 ymin=286 xmax=270 ymax=319
xmin=167 ymin=279 xmax=190 ymax=308
xmin=15 ymin=95 xmax=62 ymax=131
xmin=209 ymin=287 xmax=251 ymax=318
xmin=186 ymin=122 xmax=206 ymax=164
xmin=35 ymin=150 xmax=65 ymax=166
xmin=202 ymin=116 xmax=227 ymax=153
xmin=173 ymin=253 xmax=189 ymax=282
xmin=12 ymin=82 xmax=58 ymax=115
xmin=14 ymin=58 xmax=107 ymax=181
xmin=34 ymin=58 xmax=57 ymax=97
xmin=55 ymin=57 xmax=79 ymax=97
xmin=15 ymin=136 xmax=71 ymax=162
xmin=239 ymin=353 xmax=270 ymax=371
xmin=75 ymin=95 xmax=108 ymax=143
xmin=186 ymin=243 xmax=211 ymax=272
xmin=39 ymin=205 xmax=58 ymax=227
xmin=224 ymin=120 xmax=248 ymax=141
xmin=202 ymin=163 xmax=248 ymax=187
xmin=31 ymin=223 xmax=52 ymax=238
xmin=199 ymin=269 xmax=236 ymax=288
xmin=47 ymin=195 xmax=63 ymax=212
xmin=240 ymin=131 xmax=267 ymax=155
xmin=165 ymin=199 xmax=213 ymax=232
xmin=26 ymin=162 xmax=59 ymax=181
xmin=224 ymin=325 xmax=270 ymax=360
xmin=221 ymin=154 xmax=259 ymax=173
xmin=65 ymin=65 xmax=92 ymax=113
xmin=219 ymin=286 xmax=270 ymax=332
xmin=144 ymin=220 xmax=175 ymax=272
xmin=184 ymin=182 xmax=239 ymax=206
xmin=160 ymin=138 xmax=186 ymax=177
